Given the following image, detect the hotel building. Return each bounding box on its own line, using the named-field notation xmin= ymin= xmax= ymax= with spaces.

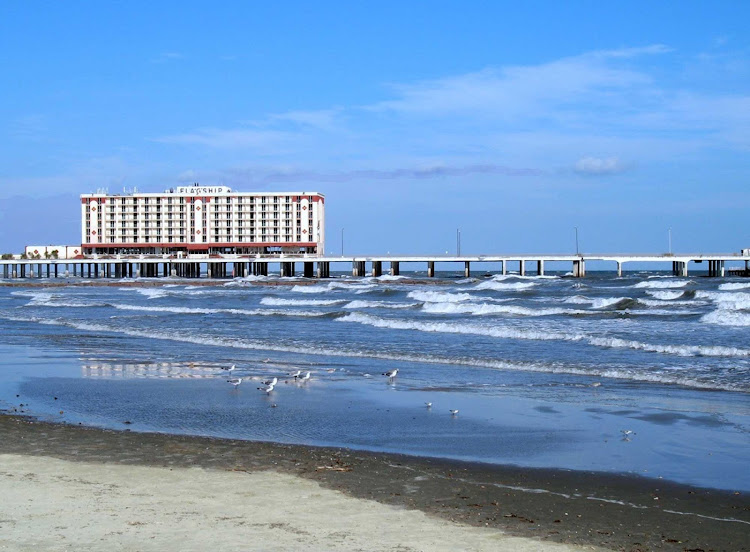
xmin=80 ymin=185 xmax=325 ymax=256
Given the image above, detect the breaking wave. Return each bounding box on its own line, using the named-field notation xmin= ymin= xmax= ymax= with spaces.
xmin=633 ymin=280 xmax=691 ymax=289
xmin=337 ymin=312 xmax=750 ymax=358
xmin=645 ymin=290 xmax=685 ymax=301
xmin=407 ymin=290 xmax=474 ymax=303
xmin=474 ymin=281 xmax=536 ymax=291
xmin=260 ymin=297 xmax=345 ymax=307
xmin=1 ymin=311 xmax=744 ymax=391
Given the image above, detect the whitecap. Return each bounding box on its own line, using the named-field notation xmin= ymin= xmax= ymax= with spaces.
xmin=474 ymin=281 xmax=536 ymax=291
xmin=260 ymin=297 xmax=344 ymax=307
xmin=701 ymin=310 xmax=750 ymax=327
xmin=718 ymin=282 xmax=750 ymax=291
xmin=407 ymin=290 xmax=474 ymax=303
xmin=645 ymin=290 xmax=685 ymax=301
xmin=632 ymin=280 xmax=691 ymax=289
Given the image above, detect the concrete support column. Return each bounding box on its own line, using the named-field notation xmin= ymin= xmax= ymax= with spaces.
xmin=617 ymin=261 xmax=622 ymax=277
xmin=681 ymin=262 xmax=688 ymax=277
xmin=464 ymin=261 xmax=470 ymax=278
xmin=390 ymin=261 xmax=400 ymax=276
xmin=304 ymin=262 xmax=314 ymax=278
xmin=54 ymin=264 xmax=58 ymax=278
xmin=573 ymin=259 xmax=586 ymax=278
xmin=519 ymin=260 xmax=526 ymax=276
xmin=372 ymin=261 xmax=382 ymax=277
xmin=317 ymin=261 xmax=329 ymax=278
xmin=427 ymin=261 xmax=435 ymax=278
xmin=537 ymin=260 xmax=544 ymax=276
xmin=501 ymin=260 xmax=506 ymax=275
xmin=720 ymin=260 xmax=725 ymax=277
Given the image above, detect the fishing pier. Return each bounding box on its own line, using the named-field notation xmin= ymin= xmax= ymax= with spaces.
xmin=2 ymin=253 xmax=749 ymax=280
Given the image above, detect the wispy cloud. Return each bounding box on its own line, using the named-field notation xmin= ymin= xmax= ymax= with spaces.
xmin=152 ymin=128 xmax=297 ymax=151
xmin=370 ymin=45 xmax=668 ymax=119
xmin=151 ymin=52 xmax=184 ymax=64
xmin=573 ymin=157 xmax=628 ymax=176
xmin=179 ymin=163 xmax=545 ymax=188
xmin=9 ymin=114 xmax=48 ymax=141
xmin=151 ymin=43 xmax=750 ymax=183
xmin=268 ymin=109 xmax=342 ymax=131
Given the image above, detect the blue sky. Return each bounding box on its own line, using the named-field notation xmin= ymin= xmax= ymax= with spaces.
xmin=1 ymin=1 xmax=748 ymax=255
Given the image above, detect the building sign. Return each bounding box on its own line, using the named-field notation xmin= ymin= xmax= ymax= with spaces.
xmin=174 ymin=185 xmax=231 ymax=194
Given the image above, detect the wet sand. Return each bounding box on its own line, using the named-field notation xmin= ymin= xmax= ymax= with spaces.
xmin=0 ymin=415 xmax=747 ymax=551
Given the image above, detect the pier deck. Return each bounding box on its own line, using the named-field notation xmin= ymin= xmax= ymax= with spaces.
xmin=1 ymin=253 xmax=749 ymax=280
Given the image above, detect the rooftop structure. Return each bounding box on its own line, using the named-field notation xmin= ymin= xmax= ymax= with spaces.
xmin=80 ymin=185 xmax=325 ymax=256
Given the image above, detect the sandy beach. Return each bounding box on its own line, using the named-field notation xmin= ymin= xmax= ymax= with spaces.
xmin=0 ymin=453 xmax=586 ymax=552
xmin=0 ymin=415 xmax=747 ymax=552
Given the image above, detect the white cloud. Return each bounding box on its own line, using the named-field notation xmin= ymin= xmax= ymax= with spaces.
xmin=574 ymin=157 xmax=628 ymax=176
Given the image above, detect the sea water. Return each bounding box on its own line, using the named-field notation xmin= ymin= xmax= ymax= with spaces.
xmin=0 ymin=271 xmax=748 ymax=491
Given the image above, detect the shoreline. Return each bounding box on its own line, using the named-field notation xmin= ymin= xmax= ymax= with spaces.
xmin=1 ymin=414 xmax=747 ymax=551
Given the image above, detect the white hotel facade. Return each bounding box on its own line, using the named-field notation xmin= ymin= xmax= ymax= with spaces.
xmin=80 ymin=185 xmax=325 ymax=256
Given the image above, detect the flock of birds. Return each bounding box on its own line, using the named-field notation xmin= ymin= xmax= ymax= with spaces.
xmin=220 ymin=362 xmax=638 ymax=434
xmin=223 ymin=364 xmax=312 ymax=394
xmin=220 ymin=363 xmax=462 ymax=416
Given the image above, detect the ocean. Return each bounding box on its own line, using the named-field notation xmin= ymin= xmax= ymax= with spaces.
xmin=0 ymin=270 xmax=748 ymax=491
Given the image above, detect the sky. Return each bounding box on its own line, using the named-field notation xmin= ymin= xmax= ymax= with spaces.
xmin=1 ymin=1 xmax=749 ymax=256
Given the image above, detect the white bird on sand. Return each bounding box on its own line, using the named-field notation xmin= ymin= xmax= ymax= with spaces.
xmin=621 ymin=429 xmax=635 ymax=437
xmin=227 ymin=378 xmax=242 ymax=389
xmin=223 ymin=364 xmax=237 ymax=373
xmin=425 ymin=402 xmax=432 ymax=408
xmin=263 ymin=377 xmax=278 ymax=387
xmin=289 ymin=370 xmax=302 ymax=379
xmin=299 ymin=371 xmax=311 ymax=383
xmin=382 ymin=369 xmax=398 ymax=380
xmin=258 ymin=383 xmax=275 ymax=394
xmin=449 ymin=409 xmax=459 ymax=416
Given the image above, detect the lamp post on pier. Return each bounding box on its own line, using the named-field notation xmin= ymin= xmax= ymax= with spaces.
xmin=669 ymin=227 xmax=672 ymax=255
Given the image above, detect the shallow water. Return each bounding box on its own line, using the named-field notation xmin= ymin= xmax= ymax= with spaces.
xmin=0 ymin=270 xmax=748 ymax=490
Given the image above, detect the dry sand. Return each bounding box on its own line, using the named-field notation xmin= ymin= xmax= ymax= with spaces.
xmin=0 ymin=416 xmax=747 ymax=552
xmin=0 ymin=453 xmax=588 ymax=552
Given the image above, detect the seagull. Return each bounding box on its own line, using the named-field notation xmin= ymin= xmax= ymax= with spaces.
xmin=382 ymin=369 xmax=398 ymax=380
xmin=258 ymin=383 xmax=275 ymax=394
xmin=289 ymin=369 xmax=302 ymax=379
xmin=262 ymin=377 xmax=278 ymax=387
xmin=621 ymin=429 xmax=635 ymax=437
xmin=222 ymin=364 xmax=237 ymax=373
xmin=425 ymin=402 xmax=432 ymax=408
xmin=299 ymin=371 xmax=311 ymax=383
xmin=449 ymin=409 xmax=459 ymax=416
xmin=227 ymin=378 xmax=242 ymax=389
